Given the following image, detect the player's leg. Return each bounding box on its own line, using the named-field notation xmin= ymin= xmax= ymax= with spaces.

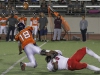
xmin=4 ymin=26 xmax=7 ymax=35
xmin=57 ymin=29 xmax=61 ymax=41
xmin=68 ymin=47 xmax=100 ymax=72
xmin=1 ymin=26 xmax=3 ymax=34
xmin=53 ymin=29 xmax=58 ymax=41
xmin=86 ymin=47 xmax=100 ymax=61
xmin=13 ymin=26 xmax=18 ymax=41
xmin=70 ymin=61 xmax=100 ymax=73
xmin=9 ymin=31 xmax=12 ymax=41
xmin=32 ymin=44 xmax=42 ymax=54
xmin=87 ymin=64 xmax=100 ymax=71
xmin=70 ymin=47 xmax=87 ymax=62
xmin=34 ymin=26 xmax=38 ymax=40
xmin=6 ymin=27 xmax=11 ymax=41
xmin=23 ymin=44 xmax=41 ymax=68
xmin=24 ymin=45 xmax=37 ymax=67
xmin=11 ymin=26 xmax=15 ymax=41
xmin=44 ymin=28 xmax=47 ymax=42
xmin=68 ymin=61 xmax=87 ymax=70
xmin=40 ymin=29 xmax=44 ymax=41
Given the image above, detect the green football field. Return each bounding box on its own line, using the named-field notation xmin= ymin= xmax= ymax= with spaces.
xmin=0 ymin=40 xmax=100 ymax=75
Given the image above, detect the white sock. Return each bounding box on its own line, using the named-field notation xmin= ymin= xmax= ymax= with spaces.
xmin=86 ymin=47 xmax=100 ymax=59
xmin=25 ymin=62 xmax=35 ymax=67
xmin=87 ymin=64 xmax=100 ymax=71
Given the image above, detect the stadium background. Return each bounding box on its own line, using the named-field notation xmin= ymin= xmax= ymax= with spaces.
xmin=0 ymin=0 xmax=100 ymax=40
xmin=0 ymin=0 xmax=100 ymax=75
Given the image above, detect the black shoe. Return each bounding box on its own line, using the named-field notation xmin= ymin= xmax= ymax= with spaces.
xmin=45 ymin=40 xmax=47 ymax=42
xmin=20 ymin=62 xmax=25 ymax=71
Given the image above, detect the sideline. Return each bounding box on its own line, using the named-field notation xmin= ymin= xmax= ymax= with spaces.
xmin=1 ymin=42 xmax=48 ymax=75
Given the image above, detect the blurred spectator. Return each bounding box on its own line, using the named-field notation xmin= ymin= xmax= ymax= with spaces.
xmin=58 ymin=0 xmax=66 ymax=4
xmin=9 ymin=13 xmax=19 ymax=41
xmin=68 ymin=0 xmax=73 ymax=13
xmin=80 ymin=1 xmax=85 ymax=13
xmin=1 ymin=6 xmax=8 ymax=16
xmin=5 ymin=0 xmax=8 ymax=4
xmin=40 ymin=2 xmax=47 ymax=13
xmin=80 ymin=15 xmax=88 ymax=42
xmin=6 ymin=14 xmax=19 ymax=41
xmin=0 ymin=3 xmax=3 ymax=14
xmin=0 ymin=3 xmax=3 ymax=9
xmin=18 ymin=14 xmax=27 ymax=26
xmin=92 ymin=0 xmax=98 ymax=5
xmin=74 ymin=0 xmax=81 ymax=14
xmin=38 ymin=12 xmax=48 ymax=42
xmin=53 ymin=14 xmax=62 ymax=41
xmin=30 ymin=13 xmax=39 ymax=40
xmin=39 ymin=0 xmax=45 ymax=5
xmin=11 ymin=6 xmax=18 ymax=14
xmin=31 ymin=0 xmax=37 ymax=4
xmin=91 ymin=0 xmax=95 ymax=5
xmin=6 ymin=7 xmax=12 ymax=16
xmin=0 ymin=14 xmax=7 ymax=40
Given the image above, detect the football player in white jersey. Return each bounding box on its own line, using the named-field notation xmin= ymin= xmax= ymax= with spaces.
xmin=45 ymin=47 xmax=100 ymax=74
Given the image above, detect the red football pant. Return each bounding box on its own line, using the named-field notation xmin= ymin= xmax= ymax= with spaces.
xmin=67 ymin=47 xmax=87 ymax=71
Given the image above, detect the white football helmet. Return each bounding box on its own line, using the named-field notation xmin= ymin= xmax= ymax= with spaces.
xmin=55 ymin=50 xmax=62 ymax=55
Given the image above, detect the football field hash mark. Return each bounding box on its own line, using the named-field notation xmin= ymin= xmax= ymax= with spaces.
xmin=1 ymin=42 xmax=48 ymax=75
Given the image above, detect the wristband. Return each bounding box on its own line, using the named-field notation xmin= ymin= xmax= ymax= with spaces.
xmin=53 ymin=58 xmax=56 ymax=63
xmin=46 ymin=50 xmax=50 ymax=52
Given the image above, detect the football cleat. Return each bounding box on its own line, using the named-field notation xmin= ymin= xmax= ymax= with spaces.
xmin=20 ymin=62 xmax=25 ymax=71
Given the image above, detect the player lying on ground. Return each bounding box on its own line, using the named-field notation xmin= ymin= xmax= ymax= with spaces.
xmin=15 ymin=25 xmax=50 ymax=71
xmin=45 ymin=47 xmax=100 ymax=74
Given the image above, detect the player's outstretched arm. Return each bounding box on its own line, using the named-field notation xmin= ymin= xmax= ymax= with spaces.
xmin=18 ymin=41 xmax=23 ymax=55
xmin=52 ymin=59 xmax=58 ymax=72
xmin=40 ymin=49 xmax=58 ymax=57
xmin=19 ymin=45 xmax=23 ymax=55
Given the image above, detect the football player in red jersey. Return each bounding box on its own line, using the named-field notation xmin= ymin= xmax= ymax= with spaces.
xmin=45 ymin=47 xmax=100 ymax=74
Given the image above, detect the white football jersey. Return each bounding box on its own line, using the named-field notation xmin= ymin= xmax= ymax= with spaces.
xmin=47 ymin=55 xmax=69 ymax=71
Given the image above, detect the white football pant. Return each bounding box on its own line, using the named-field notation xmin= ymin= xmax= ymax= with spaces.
xmin=32 ymin=26 xmax=38 ymax=35
xmin=24 ymin=43 xmax=41 ymax=68
xmin=0 ymin=26 xmax=7 ymax=34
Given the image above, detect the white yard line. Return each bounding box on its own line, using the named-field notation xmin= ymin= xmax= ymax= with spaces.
xmin=1 ymin=42 xmax=47 ymax=75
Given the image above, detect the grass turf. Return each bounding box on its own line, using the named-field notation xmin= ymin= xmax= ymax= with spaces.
xmin=0 ymin=40 xmax=100 ymax=75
